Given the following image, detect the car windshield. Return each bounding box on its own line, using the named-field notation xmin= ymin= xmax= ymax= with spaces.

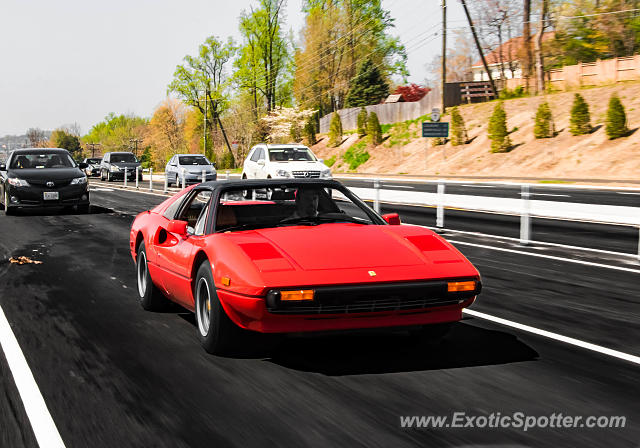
xmin=10 ymin=152 xmax=75 ymax=169
xmin=87 ymin=158 xmax=102 ymax=164
xmin=268 ymin=147 xmax=316 ymax=162
xmin=179 ymin=156 xmax=209 ymax=166
xmin=215 ymin=184 xmax=380 ymax=233
xmin=110 ymin=153 xmax=137 ymax=163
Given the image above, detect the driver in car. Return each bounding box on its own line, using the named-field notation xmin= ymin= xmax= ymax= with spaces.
xmin=290 ymin=188 xmax=321 ymax=219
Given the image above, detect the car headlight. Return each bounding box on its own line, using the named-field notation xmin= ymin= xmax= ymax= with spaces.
xmin=110 ymin=165 xmax=120 ymax=172
xmin=275 ymin=169 xmax=292 ymax=178
xmin=70 ymin=176 xmax=87 ymax=185
xmin=7 ymin=178 xmax=29 ymax=187
xmin=320 ymin=169 xmax=332 ymax=179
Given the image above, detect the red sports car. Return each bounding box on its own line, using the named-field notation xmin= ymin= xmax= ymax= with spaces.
xmin=130 ymin=179 xmax=481 ymax=354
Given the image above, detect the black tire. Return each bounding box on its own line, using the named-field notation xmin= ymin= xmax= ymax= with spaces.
xmin=194 ymin=260 xmax=243 ymax=355
xmin=3 ymin=190 xmax=14 ymax=216
xmin=100 ymin=170 xmax=105 ymax=181
xmin=106 ymin=170 xmax=112 ymax=182
xmin=136 ymin=241 xmax=168 ymax=311
xmin=409 ymin=322 xmax=453 ymax=346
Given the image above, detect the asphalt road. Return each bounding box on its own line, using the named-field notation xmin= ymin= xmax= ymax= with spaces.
xmin=0 ymin=187 xmax=638 ymax=447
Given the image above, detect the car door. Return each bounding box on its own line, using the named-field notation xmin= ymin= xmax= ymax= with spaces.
xmin=166 ymin=156 xmax=175 ymax=181
xmin=244 ymin=148 xmax=257 ymax=178
xmin=255 ymin=148 xmax=267 ymax=178
xmin=153 ymin=188 xmax=212 ymax=308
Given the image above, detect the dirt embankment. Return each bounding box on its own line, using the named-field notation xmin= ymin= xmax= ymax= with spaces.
xmin=311 ymin=81 xmax=640 ymax=181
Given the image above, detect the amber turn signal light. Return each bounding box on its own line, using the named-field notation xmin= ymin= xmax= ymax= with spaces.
xmin=280 ymin=290 xmax=314 ymax=301
xmin=447 ymin=281 xmax=476 ymax=292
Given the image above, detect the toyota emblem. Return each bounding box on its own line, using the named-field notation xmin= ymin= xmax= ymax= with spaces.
xmin=46 ymin=181 xmax=55 ymax=188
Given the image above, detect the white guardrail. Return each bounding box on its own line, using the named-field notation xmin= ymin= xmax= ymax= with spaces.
xmin=97 ymin=172 xmax=640 ymax=258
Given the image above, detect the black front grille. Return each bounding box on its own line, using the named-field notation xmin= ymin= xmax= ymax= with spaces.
xmin=27 ymin=179 xmax=72 ymax=188
xmin=292 ymin=171 xmax=320 ymax=178
xmin=267 ymin=280 xmax=479 ymax=315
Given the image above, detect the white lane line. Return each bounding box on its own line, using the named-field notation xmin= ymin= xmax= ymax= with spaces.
xmin=384 ymin=184 xmax=415 ymax=189
xmin=424 ymin=226 xmax=638 ymax=259
xmin=518 ymin=192 xmax=571 ymax=198
xmin=0 ymin=305 xmax=66 ymax=447
xmin=448 ymin=239 xmax=640 ymax=274
xmin=616 ymin=192 xmax=640 ymax=195
xmin=90 ymin=187 xmax=114 ymax=192
xmin=461 ymin=184 xmax=496 ymax=188
xmin=464 ymin=309 xmax=640 ymax=366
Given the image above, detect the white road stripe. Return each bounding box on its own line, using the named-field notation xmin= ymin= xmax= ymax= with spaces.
xmin=461 ymin=184 xmax=496 ymax=188
xmin=448 ymin=239 xmax=640 ymax=273
xmin=464 ymin=309 xmax=640 ymax=366
xmin=0 ymin=305 xmax=66 ymax=447
xmin=384 ymin=184 xmax=415 ymax=189
xmin=518 ymin=192 xmax=571 ymax=198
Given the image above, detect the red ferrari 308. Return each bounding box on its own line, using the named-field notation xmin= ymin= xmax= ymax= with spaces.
xmin=129 ymin=179 xmax=481 ymax=354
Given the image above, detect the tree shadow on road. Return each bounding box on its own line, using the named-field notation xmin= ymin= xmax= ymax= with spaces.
xmin=267 ymin=319 xmax=538 ymax=375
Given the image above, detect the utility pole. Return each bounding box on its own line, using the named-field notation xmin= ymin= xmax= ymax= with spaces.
xmin=441 ymin=0 xmax=447 ymax=115
xmin=460 ymin=0 xmax=497 ymax=98
xmin=129 ymin=138 xmax=142 ymax=157
xmin=86 ymin=142 xmax=101 ymax=158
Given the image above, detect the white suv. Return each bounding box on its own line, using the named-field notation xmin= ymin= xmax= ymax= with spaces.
xmin=241 ymin=144 xmax=332 ymax=180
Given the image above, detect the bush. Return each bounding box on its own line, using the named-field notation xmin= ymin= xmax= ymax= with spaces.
xmin=303 ymin=118 xmax=316 ymax=145
xmin=357 ymin=107 xmax=368 ymax=137
xmin=533 ymin=102 xmax=555 ymax=139
xmin=569 ymin=93 xmax=591 ymax=135
xmin=343 ymin=140 xmax=370 ymax=170
xmin=219 ymin=150 xmax=235 ymax=169
xmin=328 ymin=112 xmax=343 ymax=147
xmin=325 ymin=155 xmax=336 ymax=167
xmin=488 ymin=102 xmax=512 ymax=153
xmin=366 ymin=111 xmax=382 ymax=146
xmin=499 ymin=86 xmax=526 ymax=100
xmin=605 ymin=95 xmax=629 ymax=139
xmin=450 ymin=106 xmax=468 ymax=146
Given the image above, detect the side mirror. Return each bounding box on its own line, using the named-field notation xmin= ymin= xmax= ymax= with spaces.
xmin=318 ymin=159 xmax=324 ymax=164
xmin=167 ymin=219 xmax=188 ymax=235
xmin=79 ymin=162 xmax=88 ymax=169
xmin=382 ymin=213 xmax=401 ymax=225
xmin=0 ymin=164 xmax=6 ymax=171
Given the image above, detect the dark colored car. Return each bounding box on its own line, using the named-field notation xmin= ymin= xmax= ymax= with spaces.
xmin=0 ymin=148 xmax=90 ymax=215
xmin=82 ymin=157 xmax=102 ymax=177
xmin=100 ymin=152 xmax=142 ymax=182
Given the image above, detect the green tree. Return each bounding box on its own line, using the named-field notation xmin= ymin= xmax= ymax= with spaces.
xmin=168 ymin=35 xmax=236 ymax=164
xmin=328 ymin=112 xmax=343 ymax=147
xmin=50 ymin=129 xmax=81 ymax=154
xmin=345 ymin=59 xmax=390 ymax=107
xmin=488 ymin=102 xmax=512 ymax=153
xmin=533 ymin=102 xmax=555 ymax=139
xmin=304 ymin=117 xmax=316 ymax=145
xmin=569 ymin=93 xmax=591 ymax=135
xmin=450 ymin=106 xmax=468 ymax=146
xmin=357 ymin=107 xmax=368 ymax=137
xmin=366 ymin=111 xmax=382 ymax=145
xmin=605 ymin=94 xmax=629 ymax=139
xmin=84 ymin=113 xmax=148 ymax=153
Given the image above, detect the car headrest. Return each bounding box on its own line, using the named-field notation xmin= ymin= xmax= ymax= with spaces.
xmin=216 ymin=205 xmax=237 ymax=228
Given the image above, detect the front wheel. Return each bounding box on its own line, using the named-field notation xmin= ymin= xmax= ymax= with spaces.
xmin=4 ymin=190 xmax=14 ymax=215
xmin=106 ymin=171 xmax=112 ymax=182
xmin=195 ymin=261 xmax=242 ymax=354
xmin=137 ymin=241 xmax=168 ymax=311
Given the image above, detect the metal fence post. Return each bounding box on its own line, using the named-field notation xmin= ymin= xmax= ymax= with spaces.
xmin=124 ymin=168 xmax=128 ymax=188
xmin=520 ymin=184 xmax=531 ymax=245
xmin=202 ymin=169 xmax=206 ymax=184
xmin=373 ymin=179 xmax=381 ymax=213
xmin=163 ymin=172 xmax=168 ymax=193
xmin=181 ymin=168 xmax=185 ymax=189
xmin=149 ymin=168 xmax=153 ymax=191
xmin=226 ymin=170 xmax=230 ymax=180
xmin=135 ymin=167 xmax=139 ymax=189
xmin=436 ymin=182 xmax=445 ymax=228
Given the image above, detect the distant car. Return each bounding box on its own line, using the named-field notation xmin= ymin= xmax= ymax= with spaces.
xmin=242 ymin=144 xmax=331 ymax=180
xmin=82 ymin=157 xmax=102 ymax=177
xmin=0 ymin=148 xmax=90 ymax=215
xmin=166 ymin=154 xmax=217 ymax=186
xmin=129 ymin=178 xmax=481 ymax=354
xmin=100 ymin=152 xmax=142 ymax=182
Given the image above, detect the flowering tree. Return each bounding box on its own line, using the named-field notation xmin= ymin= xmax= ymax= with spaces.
xmin=260 ymin=107 xmax=316 ymax=143
xmin=393 ymin=84 xmax=430 ymax=102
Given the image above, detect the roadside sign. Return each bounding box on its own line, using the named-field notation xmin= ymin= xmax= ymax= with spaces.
xmin=422 ymin=122 xmax=449 ymax=138
xmin=431 ymin=108 xmax=441 ymax=122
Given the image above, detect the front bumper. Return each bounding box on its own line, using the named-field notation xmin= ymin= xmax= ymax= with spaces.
xmin=109 ymin=170 xmax=141 ymax=180
xmin=179 ymin=172 xmax=217 ymax=184
xmin=7 ymin=184 xmax=90 ymax=208
xmin=217 ymin=289 xmax=477 ymax=334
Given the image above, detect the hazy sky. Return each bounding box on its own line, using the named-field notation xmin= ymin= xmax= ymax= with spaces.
xmin=0 ymin=0 xmax=466 ymax=136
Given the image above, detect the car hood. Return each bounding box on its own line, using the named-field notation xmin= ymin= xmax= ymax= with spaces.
xmin=7 ymin=167 xmax=84 ymax=182
xmin=271 ymin=161 xmax=328 ymax=171
xmin=219 ymin=224 xmax=479 ymax=289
